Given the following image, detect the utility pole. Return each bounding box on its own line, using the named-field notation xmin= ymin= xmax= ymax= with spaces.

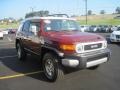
xmin=85 ymin=0 xmax=88 ymax=24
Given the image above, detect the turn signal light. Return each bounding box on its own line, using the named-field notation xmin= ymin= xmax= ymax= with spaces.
xmin=60 ymin=44 xmax=75 ymax=51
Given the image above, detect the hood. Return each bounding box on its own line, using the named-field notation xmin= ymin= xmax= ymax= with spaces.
xmin=112 ymin=31 xmax=120 ymax=35
xmin=46 ymin=31 xmax=105 ymax=44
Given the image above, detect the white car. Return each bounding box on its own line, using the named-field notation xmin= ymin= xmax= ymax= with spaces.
xmin=111 ymin=26 xmax=118 ymax=32
xmin=110 ymin=28 xmax=120 ymax=42
xmin=2 ymin=30 xmax=9 ymax=35
xmin=80 ymin=25 xmax=89 ymax=32
xmin=0 ymin=31 xmax=3 ymax=39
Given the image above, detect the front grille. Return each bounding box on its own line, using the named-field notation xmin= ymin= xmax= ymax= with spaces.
xmin=84 ymin=43 xmax=102 ymax=51
xmin=116 ymin=35 xmax=120 ymax=39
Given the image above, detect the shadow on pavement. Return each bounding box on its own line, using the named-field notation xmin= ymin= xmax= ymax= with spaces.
xmin=0 ymin=48 xmax=48 ymax=82
xmin=0 ymin=48 xmax=81 ymax=82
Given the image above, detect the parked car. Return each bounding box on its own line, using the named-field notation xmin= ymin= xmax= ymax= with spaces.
xmin=2 ymin=29 xmax=9 ymax=35
xmin=89 ymin=25 xmax=98 ymax=32
xmin=97 ymin=25 xmax=109 ymax=33
xmin=0 ymin=31 xmax=3 ymax=39
xmin=16 ymin=16 xmax=110 ymax=82
xmin=107 ymin=25 xmax=112 ymax=33
xmin=80 ymin=25 xmax=89 ymax=32
xmin=111 ymin=26 xmax=118 ymax=32
xmin=110 ymin=27 xmax=120 ymax=42
xmin=8 ymin=29 xmax=17 ymax=34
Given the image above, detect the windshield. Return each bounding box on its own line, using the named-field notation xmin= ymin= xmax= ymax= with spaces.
xmin=44 ymin=19 xmax=80 ymax=31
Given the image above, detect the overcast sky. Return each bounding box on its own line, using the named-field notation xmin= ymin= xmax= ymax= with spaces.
xmin=0 ymin=0 xmax=120 ymax=19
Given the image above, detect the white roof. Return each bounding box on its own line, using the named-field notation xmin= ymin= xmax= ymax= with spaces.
xmin=24 ymin=16 xmax=76 ymax=22
xmin=112 ymin=31 xmax=120 ymax=35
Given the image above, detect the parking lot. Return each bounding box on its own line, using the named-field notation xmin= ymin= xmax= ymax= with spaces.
xmin=0 ymin=33 xmax=120 ymax=90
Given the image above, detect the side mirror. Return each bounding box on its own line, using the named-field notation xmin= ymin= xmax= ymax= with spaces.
xmin=30 ymin=25 xmax=37 ymax=36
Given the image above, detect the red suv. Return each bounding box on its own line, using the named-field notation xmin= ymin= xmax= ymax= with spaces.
xmin=16 ymin=16 xmax=110 ymax=82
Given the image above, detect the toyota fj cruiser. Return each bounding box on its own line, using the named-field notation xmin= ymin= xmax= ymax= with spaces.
xmin=16 ymin=15 xmax=110 ymax=82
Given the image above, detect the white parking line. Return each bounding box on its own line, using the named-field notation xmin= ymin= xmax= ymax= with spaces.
xmin=0 ymin=41 xmax=10 ymax=43
xmin=0 ymin=43 xmax=14 ymax=46
xmin=7 ymin=37 xmax=13 ymax=42
xmin=0 ymin=55 xmax=17 ymax=59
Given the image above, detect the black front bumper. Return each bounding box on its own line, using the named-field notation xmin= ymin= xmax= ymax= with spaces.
xmin=61 ymin=48 xmax=111 ymax=69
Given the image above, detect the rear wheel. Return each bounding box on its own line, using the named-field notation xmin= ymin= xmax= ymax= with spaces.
xmin=109 ymin=38 xmax=115 ymax=44
xmin=43 ymin=53 xmax=64 ymax=82
xmin=16 ymin=43 xmax=27 ymax=61
xmin=0 ymin=37 xmax=3 ymax=40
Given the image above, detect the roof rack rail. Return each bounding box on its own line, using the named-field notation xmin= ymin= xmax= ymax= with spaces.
xmin=48 ymin=14 xmax=69 ymax=18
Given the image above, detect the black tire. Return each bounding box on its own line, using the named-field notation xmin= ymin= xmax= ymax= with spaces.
xmin=42 ymin=53 xmax=64 ymax=82
xmin=109 ymin=39 xmax=113 ymax=44
xmin=107 ymin=38 xmax=112 ymax=44
xmin=0 ymin=37 xmax=3 ymax=40
xmin=88 ymin=65 xmax=99 ymax=70
xmin=16 ymin=42 xmax=27 ymax=61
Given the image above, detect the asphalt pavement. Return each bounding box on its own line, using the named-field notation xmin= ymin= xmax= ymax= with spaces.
xmin=0 ymin=33 xmax=120 ymax=90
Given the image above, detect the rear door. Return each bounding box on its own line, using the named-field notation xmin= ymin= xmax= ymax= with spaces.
xmin=20 ymin=20 xmax=30 ymax=49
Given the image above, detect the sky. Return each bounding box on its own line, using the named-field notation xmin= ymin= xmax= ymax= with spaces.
xmin=0 ymin=0 xmax=120 ymax=19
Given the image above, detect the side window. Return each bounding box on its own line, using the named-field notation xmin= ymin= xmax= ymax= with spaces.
xmin=29 ymin=22 xmax=40 ymax=36
xmin=22 ymin=21 xmax=30 ymax=32
xmin=18 ymin=22 xmax=23 ymax=32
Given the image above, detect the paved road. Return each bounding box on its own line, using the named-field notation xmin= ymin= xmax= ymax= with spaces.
xmin=0 ymin=33 xmax=120 ymax=90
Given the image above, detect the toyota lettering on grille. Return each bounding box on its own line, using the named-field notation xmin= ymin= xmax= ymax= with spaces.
xmin=91 ymin=44 xmax=98 ymax=49
xmin=84 ymin=43 xmax=102 ymax=50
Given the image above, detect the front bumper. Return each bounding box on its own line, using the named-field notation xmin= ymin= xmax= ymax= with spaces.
xmin=61 ymin=48 xmax=111 ymax=69
xmin=110 ymin=38 xmax=120 ymax=42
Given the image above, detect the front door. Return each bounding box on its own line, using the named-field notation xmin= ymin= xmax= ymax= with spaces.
xmin=27 ymin=21 xmax=41 ymax=55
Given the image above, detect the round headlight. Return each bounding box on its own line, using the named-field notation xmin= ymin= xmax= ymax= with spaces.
xmin=76 ymin=44 xmax=83 ymax=53
xmin=103 ymin=41 xmax=107 ymax=48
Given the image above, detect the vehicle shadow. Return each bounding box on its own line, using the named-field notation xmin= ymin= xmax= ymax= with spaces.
xmin=0 ymin=48 xmax=48 ymax=82
xmin=115 ymin=42 xmax=120 ymax=47
xmin=0 ymin=48 xmax=81 ymax=82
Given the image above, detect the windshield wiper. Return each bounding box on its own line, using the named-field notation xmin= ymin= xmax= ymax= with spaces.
xmin=46 ymin=30 xmax=60 ymax=32
xmin=61 ymin=29 xmax=79 ymax=31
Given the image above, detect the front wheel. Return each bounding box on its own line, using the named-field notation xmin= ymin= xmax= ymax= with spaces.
xmin=0 ymin=37 xmax=3 ymax=40
xmin=42 ymin=53 xmax=64 ymax=82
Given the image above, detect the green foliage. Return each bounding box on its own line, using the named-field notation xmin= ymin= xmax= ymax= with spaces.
xmin=100 ymin=10 xmax=105 ymax=14
xmin=88 ymin=10 xmax=92 ymax=15
xmin=116 ymin=7 xmax=120 ymax=14
xmin=0 ymin=23 xmax=19 ymax=29
xmin=79 ymin=18 xmax=120 ymax=25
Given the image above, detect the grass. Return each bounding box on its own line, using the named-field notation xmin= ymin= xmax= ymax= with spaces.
xmin=0 ymin=23 xmax=19 ymax=29
xmin=77 ymin=14 xmax=120 ymax=25
xmin=0 ymin=14 xmax=120 ymax=29
xmin=79 ymin=19 xmax=120 ymax=25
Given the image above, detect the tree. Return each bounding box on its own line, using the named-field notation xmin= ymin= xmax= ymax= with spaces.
xmin=100 ymin=10 xmax=105 ymax=14
xmin=116 ymin=7 xmax=120 ymax=14
xmin=88 ymin=10 xmax=92 ymax=15
xmin=18 ymin=18 xmax=23 ymax=22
